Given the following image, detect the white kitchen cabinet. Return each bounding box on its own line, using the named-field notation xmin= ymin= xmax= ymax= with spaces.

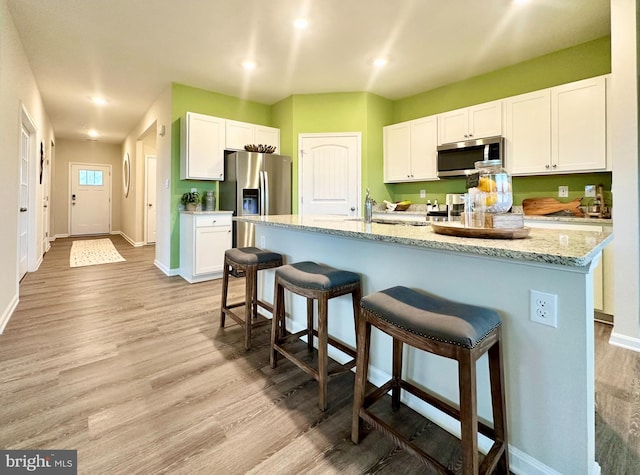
xmin=524 ymin=219 xmax=613 ymax=315
xmin=506 ymin=76 xmax=607 ymax=175
xmin=225 ymin=120 xmax=280 ymax=152
xmin=551 ymin=76 xmax=607 ymax=173
xmin=180 ymin=112 xmax=225 ymax=180
xmin=384 ymin=116 xmax=438 ymax=183
xmin=504 ymin=89 xmax=552 ymax=175
xmin=438 ymin=100 xmax=502 ymax=144
xmin=179 ymin=212 xmax=232 ymax=283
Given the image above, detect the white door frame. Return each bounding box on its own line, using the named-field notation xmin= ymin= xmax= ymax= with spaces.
xmin=68 ymin=162 xmax=113 ymax=235
xmin=18 ymin=103 xmax=38 ymax=279
xmin=297 ymin=132 xmax=362 ymax=216
xmin=144 ymin=155 xmax=157 ymax=244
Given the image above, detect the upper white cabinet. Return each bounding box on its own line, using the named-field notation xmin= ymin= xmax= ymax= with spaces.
xmin=551 ymin=76 xmax=606 ymax=173
xmin=504 ymin=89 xmax=552 ymax=175
xmin=226 ymin=120 xmax=280 ymax=152
xmin=506 ymin=76 xmax=607 ymax=175
xmin=438 ymin=100 xmax=502 ymax=144
xmin=384 ymin=116 xmax=438 ymax=183
xmin=180 ymin=112 xmax=225 ymax=180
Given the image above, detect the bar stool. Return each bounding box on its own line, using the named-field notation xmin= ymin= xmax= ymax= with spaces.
xmin=352 ymin=286 xmax=509 ymax=475
xmin=220 ymin=247 xmax=283 ymax=350
xmin=270 ymin=261 xmax=361 ymax=411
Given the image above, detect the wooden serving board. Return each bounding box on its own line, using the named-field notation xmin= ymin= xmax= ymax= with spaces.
xmin=522 ymin=197 xmax=583 ymax=216
xmin=431 ymin=222 xmax=530 ymax=239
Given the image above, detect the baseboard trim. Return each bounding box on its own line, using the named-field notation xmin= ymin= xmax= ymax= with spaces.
xmin=53 ymin=233 xmax=69 ymax=240
xmin=609 ymin=331 xmax=640 ymax=353
xmin=155 ymin=260 xmax=179 ymax=277
xmin=114 ymin=231 xmax=144 ymax=248
xmin=0 ymin=293 xmax=19 ymax=334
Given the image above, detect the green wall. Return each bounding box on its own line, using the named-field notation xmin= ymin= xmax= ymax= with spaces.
xmin=169 ymin=36 xmax=612 ymax=270
xmin=387 ymin=36 xmax=612 ymax=207
xmin=170 ymin=83 xmax=274 ymax=268
xmin=270 ymin=92 xmax=393 ymax=212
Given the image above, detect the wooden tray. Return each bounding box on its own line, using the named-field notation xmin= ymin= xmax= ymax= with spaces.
xmin=431 ymin=222 xmax=530 ymax=239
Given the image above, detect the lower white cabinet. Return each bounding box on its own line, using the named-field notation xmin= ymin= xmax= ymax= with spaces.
xmin=180 ymin=212 xmax=232 ymax=283
xmin=524 ymin=219 xmax=613 ymax=315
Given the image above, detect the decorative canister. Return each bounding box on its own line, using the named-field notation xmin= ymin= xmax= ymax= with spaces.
xmin=468 ymin=159 xmax=513 ymax=214
xmin=204 ymin=191 xmax=216 ymax=211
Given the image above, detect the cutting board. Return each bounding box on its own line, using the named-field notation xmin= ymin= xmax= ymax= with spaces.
xmin=522 ymin=197 xmax=583 ymax=216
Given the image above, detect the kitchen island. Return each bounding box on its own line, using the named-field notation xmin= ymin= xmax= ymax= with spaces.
xmin=236 ymin=214 xmax=613 ymax=475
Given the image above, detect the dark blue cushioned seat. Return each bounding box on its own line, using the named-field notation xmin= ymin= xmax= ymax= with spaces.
xmin=275 ymin=261 xmax=360 ymax=291
xmin=225 ymin=247 xmax=283 ymax=266
xmin=360 ymin=286 xmax=501 ymax=349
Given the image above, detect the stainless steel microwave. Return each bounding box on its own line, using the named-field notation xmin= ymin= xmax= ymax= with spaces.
xmin=436 ymin=136 xmax=504 ymax=178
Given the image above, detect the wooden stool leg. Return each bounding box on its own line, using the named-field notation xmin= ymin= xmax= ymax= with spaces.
xmin=459 ymin=350 xmax=479 ymax=475
xmin=351 ymin=286 xmax=361 ymax=352
xmin=270 ymin=279 xmax=284 ymax=369
xmin=351 ymin=315 xmax=371 ymax=443
xmin=244 ymin=265 xmax=256 ymax=350
xmin=392 ymin=338 xmax=403 ymax=411
xmin=307 ymin=297 xmax=314 ymax=352
xmin=489 ymin=334 xmax=509 ymax=473
xmin=220 ymin=257 xmax=230 ymax=326
xmin=317 ymin=294 xmax=329 ymax=411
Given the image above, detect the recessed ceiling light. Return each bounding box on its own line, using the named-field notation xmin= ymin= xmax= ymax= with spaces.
xmin=88 ymin=129 xmax=99 ymax=138
xmin=242 ymin=60 xmax=257 ymax=70
xmin=513 ymin=0 xmax=530 ymax=4
xmin=373 ymin=57 xmax=388 ymax=67
xmin=293 ymin=18 xmax=308 ymax=29
xmin=91 ymin=97 xmax=107 ymax=106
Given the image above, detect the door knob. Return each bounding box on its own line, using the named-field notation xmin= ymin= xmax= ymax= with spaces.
xmin=20 ymin=207 xmax=27 ymax=212
xmin=148 ymin=203 xmax=153 ymax=207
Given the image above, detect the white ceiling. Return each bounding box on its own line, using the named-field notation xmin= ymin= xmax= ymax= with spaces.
xmin=7 ymin=0 xmax=610 ymax=144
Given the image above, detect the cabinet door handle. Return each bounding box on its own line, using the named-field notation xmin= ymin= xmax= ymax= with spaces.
xmin=552 ymin=164 xmax=557 ymax=168
xmin=545 ymin=164 xmax=550 ymax=169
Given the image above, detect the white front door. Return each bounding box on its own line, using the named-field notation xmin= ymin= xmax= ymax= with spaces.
xmin=70 ymin=163 xmax=111 ymax=235
xmin=18 ymin=125 xmax=30 ymax=279
xmin=145 ymin=155 xmax=157 ymax=244
xmin=299 ymin=133 xmax=361 ymax=216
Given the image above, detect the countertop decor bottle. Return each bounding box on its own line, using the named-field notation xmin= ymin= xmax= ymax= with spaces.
xmin=204 ymin=191 xmax=216 ymax=211
xmin=468 ymin=159 xmax=512 ymax=214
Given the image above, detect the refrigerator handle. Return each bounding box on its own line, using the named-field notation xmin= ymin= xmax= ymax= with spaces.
xmin=259 ymin=171 xmax=265 ymax=216
xmin=263 ymin=171 xmax=270 ymax=215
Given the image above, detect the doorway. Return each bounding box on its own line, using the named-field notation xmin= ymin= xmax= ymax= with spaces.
xmin=18 ymin=109 xmax=36 ymax=280
xmin=298 ymin=133 xmax=361 ymax=216
xmin=69 ymin=163 xmax=112 ymax=235
xmin=145 ymin=155 xmax=157 ymax=244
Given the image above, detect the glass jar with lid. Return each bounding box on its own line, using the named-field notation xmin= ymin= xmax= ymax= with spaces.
xmin=468 ymin=159 xmax=512 ymax=213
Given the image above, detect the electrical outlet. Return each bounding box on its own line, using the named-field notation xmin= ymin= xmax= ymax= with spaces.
xmin=420 ymin=189 xmax=426 ymax=198
xmin=558 ymin=186 xmax=569 ymax=198
xmin=530 ymin=290 xmax=558 ymax=328
xmin=191 ymin=187 xmax=197 ymax=193
xmin=260 ymin=235 xmax=266 ymax=248
xmin=585 ymin=185 xmax=596 ymax=197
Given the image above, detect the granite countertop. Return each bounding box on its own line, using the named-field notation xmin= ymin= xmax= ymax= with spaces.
xmin=179 ymin=210 xmax=233 ymax=214
xmin=235 ymin=214 xmax=613 ymax=267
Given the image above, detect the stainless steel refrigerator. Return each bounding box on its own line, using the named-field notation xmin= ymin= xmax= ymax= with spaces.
xmin=219 ymin=151 xmax=292 ymax=248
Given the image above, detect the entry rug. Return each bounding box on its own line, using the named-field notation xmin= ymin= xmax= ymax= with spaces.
xmin=69 ymin=238 xmax=126 ymax=268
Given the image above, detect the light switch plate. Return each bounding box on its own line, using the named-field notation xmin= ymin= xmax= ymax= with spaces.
xmin=585 ymin=185 xmax=596 ymax=197
xmin=558 ymin=186 xmax=568 ymax=198
xmin=420 ymin=190 xmax=426 ymax=198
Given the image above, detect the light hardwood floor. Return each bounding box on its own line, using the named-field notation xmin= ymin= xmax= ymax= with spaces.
xmin=0 ymin=236 xmax=636 ymax=474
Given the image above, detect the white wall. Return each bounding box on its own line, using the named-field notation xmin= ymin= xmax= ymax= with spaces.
xmin=0 ymin=0 xmax=54 ymax=332
xmin=121 ymin=87 xmax=172 ymax=270
xmin=610 ymin=0 xmax=640 ymax=349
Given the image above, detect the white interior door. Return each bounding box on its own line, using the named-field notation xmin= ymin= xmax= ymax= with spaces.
xmin=299 ymin=133 xmax=361 ymax=216
xmin=145 ymin=155 xmax=157 ymax=244
xmin=70 ymin=163 xmax=111 ymax=235
xmin=18 ymin=125 xmax=30 ymax=279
